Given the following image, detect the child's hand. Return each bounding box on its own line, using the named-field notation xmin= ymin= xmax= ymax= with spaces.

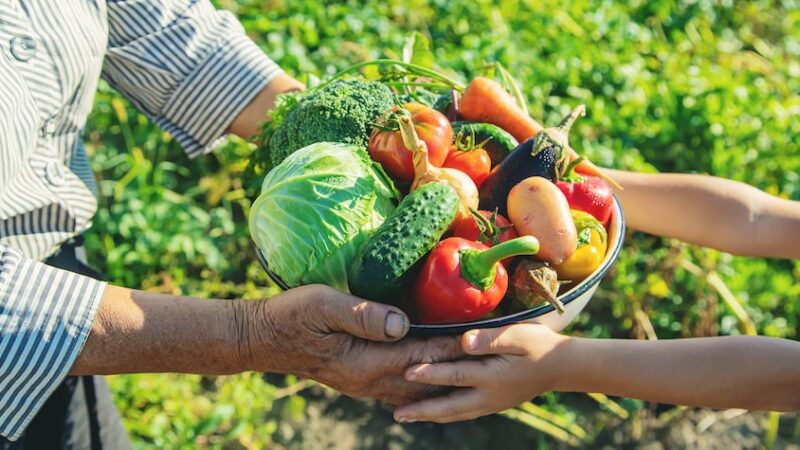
xmin=393 ymin=323 xmax=571 ymax=423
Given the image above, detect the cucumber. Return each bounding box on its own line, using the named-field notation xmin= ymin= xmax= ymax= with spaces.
xmin=451 ymin=121 xmax=519 ymax=166
xmin=349 ymin=182 xmax=460 ymax=304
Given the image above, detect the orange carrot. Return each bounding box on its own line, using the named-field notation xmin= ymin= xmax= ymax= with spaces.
xmin=460 ymin=77 xmax=543 ymax=142
xmin=461 ymin=77 xmax=621 ymax=189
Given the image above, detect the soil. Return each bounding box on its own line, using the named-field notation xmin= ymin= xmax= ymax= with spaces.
xmin=268 ymin=386 xmax=800 ymax=450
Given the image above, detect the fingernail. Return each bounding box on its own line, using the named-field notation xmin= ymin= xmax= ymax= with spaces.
xmin=396 ymin=416 xmax=407 ymax=423
xmin=385 ymin=312 xmax=406 ymax=338
xmin=466 ymin=332 xmax=479 ymax=352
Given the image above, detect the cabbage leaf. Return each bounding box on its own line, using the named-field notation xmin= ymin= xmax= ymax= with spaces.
xmin=250 ymin=142 xmax=398 ymax=292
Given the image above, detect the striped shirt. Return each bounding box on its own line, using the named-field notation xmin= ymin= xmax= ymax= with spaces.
xmin=0 ymin=0 xmax=282 ymax=440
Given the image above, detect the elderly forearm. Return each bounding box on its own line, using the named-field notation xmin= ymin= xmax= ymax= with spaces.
xmin=69 ymin=285 xmax=255 ymax=375
xmin=227 ymin=72 xmax=304 ymax=139
xmin=558 ymin=336 xmax=800 ymax=411
xmin=603 ymin=169 xmax=800 ymax=258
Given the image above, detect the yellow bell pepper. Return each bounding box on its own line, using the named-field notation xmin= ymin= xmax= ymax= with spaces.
xmin=554 ymin=210 xmax=608 ymax=281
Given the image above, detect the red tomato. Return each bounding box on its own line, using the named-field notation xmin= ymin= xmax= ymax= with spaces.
xmin=442 ymin=146 xmax=491 ymax=188
xmin=368 ymin=103 xmax=453 ymax=182
xmin=451 ymin=209 xmax=519 ymax=266
xmin=451 ymin=210 xmax=518 ymax=246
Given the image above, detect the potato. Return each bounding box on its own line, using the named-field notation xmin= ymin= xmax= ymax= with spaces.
xmin=507 ymin=176 xmax=577 ymax=264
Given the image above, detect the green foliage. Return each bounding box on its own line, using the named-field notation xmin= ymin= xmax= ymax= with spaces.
xmin=107 ymin=373 xmax=296 ymax=449
xmin=84 ymin=0 xmax=799 ymax=447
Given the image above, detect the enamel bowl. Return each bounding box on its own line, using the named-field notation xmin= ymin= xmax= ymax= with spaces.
xmin=255 ymin=197 xmax=625 ymax=336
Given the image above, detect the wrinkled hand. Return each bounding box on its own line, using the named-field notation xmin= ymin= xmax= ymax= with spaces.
xmin=393 ymin=324 xmax=570 ymax=423
xmin=242 ymin=284 xmax=465 ymax=404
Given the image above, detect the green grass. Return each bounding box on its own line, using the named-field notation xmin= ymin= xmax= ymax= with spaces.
xmin=83 ymin=0 xmax=799 ymax=447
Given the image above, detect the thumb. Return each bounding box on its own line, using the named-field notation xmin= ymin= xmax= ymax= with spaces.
xmin=460 ymin=325 xmax=529 ymax=356
xmin=321 ymin=291 xmax=409 ymax=342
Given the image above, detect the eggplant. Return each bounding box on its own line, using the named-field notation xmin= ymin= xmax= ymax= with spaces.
xmin=478 ymin=105 xmax=586 ymax=216
xmin=478 ymin=140 xmax=558 ymax=215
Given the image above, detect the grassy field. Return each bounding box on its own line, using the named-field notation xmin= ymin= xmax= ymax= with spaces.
xmin=83 ymin=0 xmax=800 ymax=448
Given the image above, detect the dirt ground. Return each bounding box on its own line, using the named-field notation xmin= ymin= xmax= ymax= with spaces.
xmin=268 ymin=385 xmax=799 ymax=450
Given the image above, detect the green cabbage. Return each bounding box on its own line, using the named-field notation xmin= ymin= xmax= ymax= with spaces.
xmin=250 ymin=142 xmax=399 ymax=292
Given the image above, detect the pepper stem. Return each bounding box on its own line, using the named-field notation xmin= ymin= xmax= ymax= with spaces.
xmin=573 ymin=211 xmax=608 ymax=244
xmin=460 ymin=236 xmax=540 ymax=291
xmin=559 ymin=156 xmax=585 ymax=182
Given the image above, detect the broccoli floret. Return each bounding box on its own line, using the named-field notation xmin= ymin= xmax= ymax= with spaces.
xmin=267 ymin=79 xmax=396 ymax=167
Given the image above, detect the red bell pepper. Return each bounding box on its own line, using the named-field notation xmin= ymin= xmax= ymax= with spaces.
xmin=556 ymin=158 xmax=614 ymax=225
xmin=413 ymin=236 xmax=540 ymax=324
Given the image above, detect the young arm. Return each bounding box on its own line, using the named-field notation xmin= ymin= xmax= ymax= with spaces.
xmin=603 ymin=169 xmax=800 ymax=259
xmin=565 ymin=333 xmax=800 ymax=411
xmin=394 ymin=324 xmax=800 ymax=423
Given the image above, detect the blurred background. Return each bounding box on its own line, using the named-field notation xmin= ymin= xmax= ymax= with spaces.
xmin=83 ymin=0 xmax=799 ymax=448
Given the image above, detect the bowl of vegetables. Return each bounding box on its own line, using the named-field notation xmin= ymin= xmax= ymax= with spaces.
xmin=255 ymin=198 xmax=623 ymax=336
xmin=250 ymin=56 xmax=625 ymax=336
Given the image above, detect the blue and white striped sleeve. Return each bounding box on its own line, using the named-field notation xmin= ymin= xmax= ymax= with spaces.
xmin=0 ymin=244 xmax=106 ymax=441
xmin=101 ymin=0 xmax=284 ymax=157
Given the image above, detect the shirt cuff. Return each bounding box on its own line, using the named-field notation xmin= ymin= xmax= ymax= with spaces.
xmin=0 ymin=246 xmax=106 ymax=441
xmin=154 ymin=34 xmax=284 ymax=158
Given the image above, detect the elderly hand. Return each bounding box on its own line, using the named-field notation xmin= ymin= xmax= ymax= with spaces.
xmin=243 ymin=284 xmax=465 ymax=405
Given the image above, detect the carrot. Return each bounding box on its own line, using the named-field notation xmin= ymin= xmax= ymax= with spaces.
xmin=460 ymin=77 xmax=543 ymax=143
xmin=461 ymin=77 xmax=621 ymax=190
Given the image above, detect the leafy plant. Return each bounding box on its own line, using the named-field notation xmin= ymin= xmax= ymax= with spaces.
xmin=84 ymin=0 xmax=799 ymax=447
